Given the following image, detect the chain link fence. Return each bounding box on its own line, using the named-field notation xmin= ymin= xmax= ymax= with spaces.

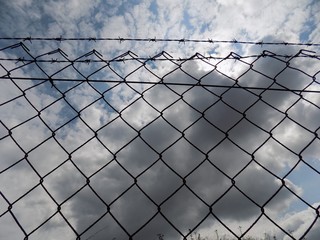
xmin=0 ymin=40 xmax=320 ymax=240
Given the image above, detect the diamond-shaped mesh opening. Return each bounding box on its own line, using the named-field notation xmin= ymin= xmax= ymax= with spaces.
xmin=184 ymin=117 xmax=226 ymax=153
xmin=186 ymin=160 xmax=231 ymax=204
xmin=163 ymin=99 xmax=201 ymax=131
xmin=89 ymin=160 xmax=133 ymax=204
xmin=79 ymin=213 xmax=128 ymax=240
xmin=143 ymin=84 xmax=180 ymax=111
xmin=212 ymin=187 xmax=262 ymax=227
xmin=106 ymin=83 xmax=141 ymax=112
xmin=117 ymin=137 xmax=158 ymax=176
xmin=238 ymin=67 xmax=275 ymax=89
xmin=162 ymin=138 xmax=205 ymax=176
xmin=98 ymin=117 xmax=137 ymax=153
xmin=0 ymin=160 xmax=39 ymax=202
xmin=111 ymin=186 xmax=157 ymax=234
xmin=201 ymin=69 xmax=235 ymax=88
xmin=10 ymin=186 xmax=57 ymax=234
xmin=42 ymin=161 xmax=86 ymax=204
xmin=286 ymin=160 xmax=320 ymax=205
xmin=264 ymin=180 xmax=297 ymax=212
xmin=228 ymin=118 xmax=270 ymax=153
xmin=125 ymin=61 xmax=161 ymax=84
xmin=71 ymin=138 xmax=113 ymax=176
xmin=204 ymin=100 xmax=243 ymax=132
xmin=235 ymin=162 xmax=281 ymax=205
xmin=245 ymin=100 xmax=285 ymax=131
xmin=161 ymin=186 xmax=207 ymax=234
xmin=137 ymin=160 xmax=182 ymax=204
xmin=28 ymin=137 xmax=68 ymax=176
xmin=221 ymin=87 xmax=259 ymax=112
xmin=0 ymin=136 xmax=25 ymax=172
xmin=255 ymin=139 xmax=299 ymax=177
xmin=121 ymin=97 xmax=159 ymax=129
xmin=251 ymin=55 xmax=287 ymax=78
xmin=11 ymin=117 xmax=51 ymax=152
xmin=261 ymin=89 xmax=301 ymax=112
xmin=39 ymin=100 xmax=74 ymax=131
xmin=64 ymin=186 xmax=110 ymax=235
xmin=301 ymin=138 xmax=320 ymax=161
xmin=63 ymin=83 xmax=101 ymax=111
xmin=77 ymin=97 xmax=115 ymax=131
xmin=287 ymin=98 xmax=320 ymax=131
xmin=1 ymin=41 xmax=319 ymax=240
xmin=54 ymin=118 xmax=95 ymax=152
xmin=140 ymin=117 xmax=181 ymax=153
xmin=132 ymin=214 xmax=179 ymax=240
xmin=26 ymin=213 xmax=76 ymax=240
xmin=24 ymin=80 xmax=62 ymax=108
xmin=276 ymin=67 xmax=313 ymax=90
xmin=183 ymin=86 xmax=221 ymax=112
xmin=262 ymin=184 xmax=318 ymax=239
xmin=0 ymin=79 xmax=23 ymax=104
xmin=272 ymin=118 xmax=315 ymax=154
xmin=302 ymin=85 xmax=320 ymax=105
xmin=0 ymin=96 xmax=38 ymax=129
xmin=208 ymin=139 xmax=252 ymax=177
xmin=0 ymin=213 xmax=26 ymax=240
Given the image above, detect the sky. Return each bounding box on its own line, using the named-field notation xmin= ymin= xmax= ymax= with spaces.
xmin=0 ymin=0 xmax=320 ymax=240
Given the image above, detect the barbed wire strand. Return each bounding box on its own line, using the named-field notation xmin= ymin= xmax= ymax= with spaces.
xmin=0 ymin=36 xmax=320 ymax=47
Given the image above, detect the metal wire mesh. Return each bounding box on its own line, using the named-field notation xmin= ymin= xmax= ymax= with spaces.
xmin=0 ymin=41 xmax=320 ymax=240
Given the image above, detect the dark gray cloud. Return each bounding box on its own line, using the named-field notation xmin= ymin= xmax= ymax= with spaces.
xmin=28 ymin=45 xmax=318 ymax=240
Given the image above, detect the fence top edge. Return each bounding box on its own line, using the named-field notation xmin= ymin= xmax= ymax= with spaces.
xmin=0 ymin=37 xmax=319 ymax=47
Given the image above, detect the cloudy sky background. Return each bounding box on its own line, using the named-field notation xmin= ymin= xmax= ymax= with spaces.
xmin=0 ymin=0 xmax=320 ymax=240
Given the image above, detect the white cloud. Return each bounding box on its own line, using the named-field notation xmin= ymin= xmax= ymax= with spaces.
xmin=279 ymin=202 xmax=320 ymax=240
